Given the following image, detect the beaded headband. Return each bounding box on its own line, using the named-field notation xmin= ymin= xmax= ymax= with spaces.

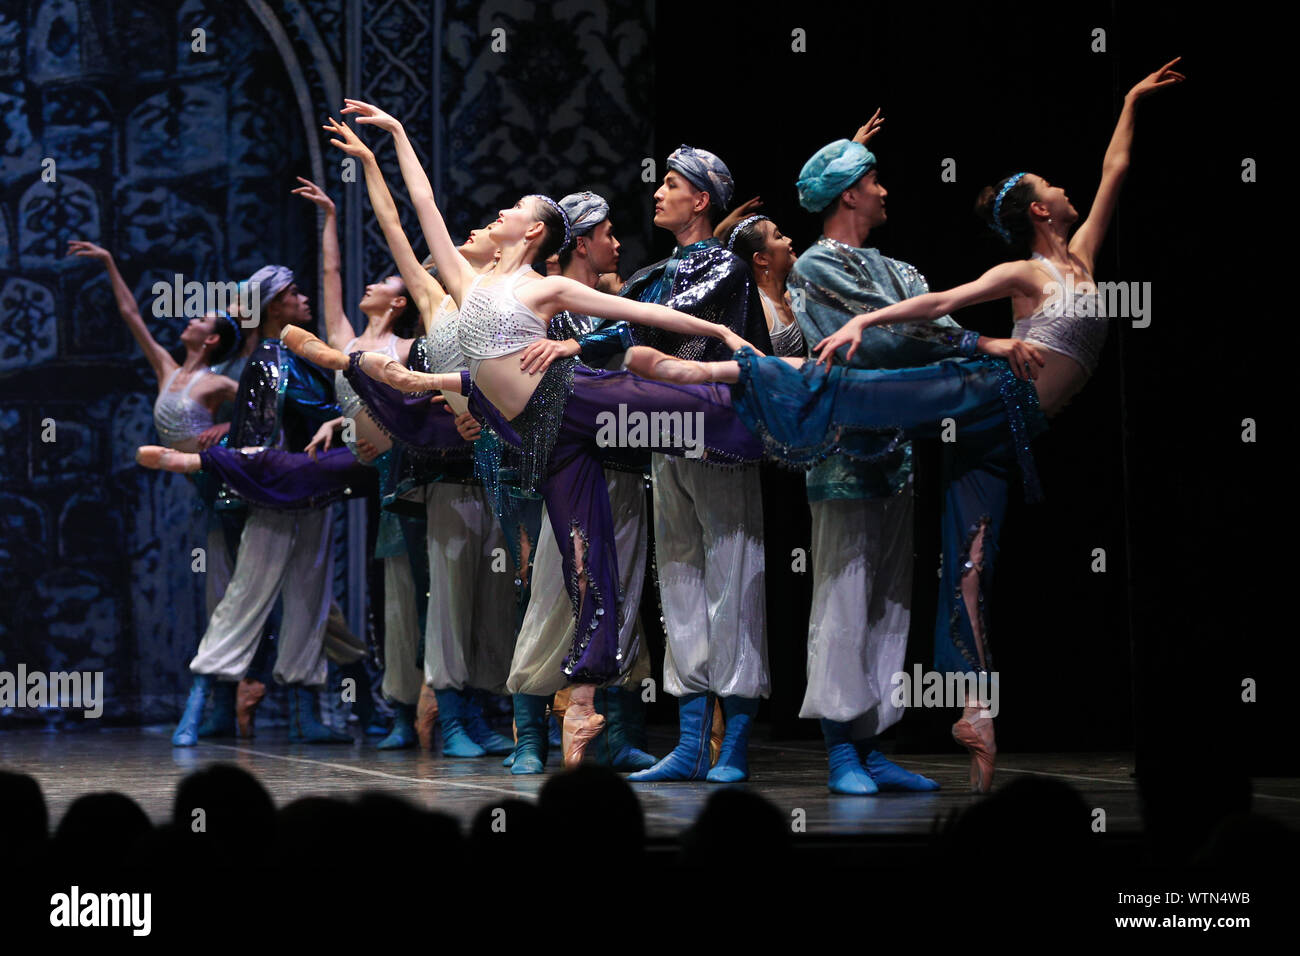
xmin=725 ymin=215 xmax=771 ymax=251
xmin=991 ymin=172 xmax=1028 ymax=243
xmin=213 ymin=309 xmax=242 ymax=354
xmin=524 ymin=194 xmax=572 ymax=254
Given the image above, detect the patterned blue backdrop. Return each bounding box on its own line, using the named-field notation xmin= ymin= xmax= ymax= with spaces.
xmin=0 ymin=0 xmax=655 ymax=727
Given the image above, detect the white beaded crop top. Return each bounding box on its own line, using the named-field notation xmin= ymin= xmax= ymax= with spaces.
xmin=457 ymin=266 xmax=548 ymax=376
xmin=1011 ymin=253 xmax=1108 ymax=375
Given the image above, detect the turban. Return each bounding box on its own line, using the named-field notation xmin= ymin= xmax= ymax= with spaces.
xmin=245 ymin=264 xmax=295 ymax=306
xmin=559 ymin=190 xmax=611 ymax=236
xmin=667 ymin=145 xmax=735 ymax=211
xmin=796 ymin=139 xmax=877 ymax=213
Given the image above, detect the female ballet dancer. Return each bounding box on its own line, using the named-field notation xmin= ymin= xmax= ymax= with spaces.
xmin=626 ymin=56 xmax=1185 ymax=790
xmin=281 ymin=101 xmax=764 ymax=768
xmin=723 ymin=215 xmax=806 ymax=357
xmin=313 ymin=112 xmax=520 ymax=757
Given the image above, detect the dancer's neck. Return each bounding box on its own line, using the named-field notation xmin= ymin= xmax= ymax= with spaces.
xmin=561 ymin=255 xmax=599 ymax=290
xmin=756 ymin=271 xmax=788 ymax=303
xmin=670 ymin=215 xmax=713 ymax=249
xmin=823 ymin=209 xmax=872 ymax=249
xmin=179 ymin=347 xmax=207 ymax=375
xmin=1032 ymin=225 xmax=1072 ymax=267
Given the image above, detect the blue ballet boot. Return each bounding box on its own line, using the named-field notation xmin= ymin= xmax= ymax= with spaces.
xmin=821 ymin=720 xmax=878 ymax=795
xmin=628 ymin=693 xmax=712 ymax=782
xmin=434 ymin=688 xmax=487 ymax=757
xmin=288 ymin=685 xmax=353 ymax=744
xmin=510 ymin=693 xmax=549 ymax=775
xmin=464 ymin=690 xmax=515 ymax=755
xmin=856 ymin=740 xmax=941 ymax=791
xmin=548 ymin=711 xmax=563 ymax=749
xmin=377 ymin=702 xmax=418 ymax=750
xmin=706 ymin=696 xmax=759 ymax=783
xmin=595 ymin=688 xmax=656 ymax=771
xmin=172 ymin=674 xmax=214 ymax=747
xmin=197 ymin=680 xmax=237 ymax=738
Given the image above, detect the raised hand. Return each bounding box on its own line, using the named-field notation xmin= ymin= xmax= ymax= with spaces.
xmin=322 ymin=116 xmax=374 ymax=162
xmin=305 ymin=420 xmax=336 ymax=460
xmin=852 ymin=108 xmax=885 ymax=146
xmin=715 ymin=196 xmax=764 ymax=242
xmin=66 ymin=239 xmax=112 ymax=262
xmin=453 ymin=410 xmax=481 ymax=442
xmin=341 ymin=98 xmax=402 ymax=135
xmin=291 ymin=176 xmax=335 ymax=213
xmin=814 ymin=318 xmax=865 ymax=368
xmin=1127 ymin=56 xmax=1185 ymax=101
xmin=195 ymin=422 xmax=230 ymax=451
xmin=978 ymin=338 xmax=1047 ymax=381
xmin=518 ymin=338 xmax=580 ymax=375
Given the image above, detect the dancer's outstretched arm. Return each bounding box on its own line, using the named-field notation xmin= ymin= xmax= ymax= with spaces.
xmin=321 ymin=117 xmax=443 ymax=328
xmin=813 ymin=263 xmax=1048 ymax=379
xmin=279 ymin=325 xmax=463 ymax=395
xmin=67 ymin=240 xmax=177 ymax=384
xmin=1070 ymin=57 xmax=1183 ymax=274
xmin=290 ymin=177 xmax=352 ymax=349
xmin=338 ymin=99 xmax=475 ymax=305
xmin=531 ymin=277 xmax=760 ymax=355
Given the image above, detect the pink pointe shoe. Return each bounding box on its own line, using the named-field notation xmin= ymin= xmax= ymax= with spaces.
xmin=951 ymin=711 xmax=996 ymax=794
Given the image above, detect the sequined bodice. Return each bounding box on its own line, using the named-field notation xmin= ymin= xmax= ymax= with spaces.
xmin=426 ymin=294 xmax=468 ymax=374
xmin=457 ymin=266 xmax=547 ymax=375
xmin=153 ymin=367 xmax=214 ymax=450
xmin=1012 ymin=254 xmax=1107 ymax=375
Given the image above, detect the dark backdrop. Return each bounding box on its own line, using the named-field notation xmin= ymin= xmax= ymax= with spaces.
xmin=643 ymin=1 xmax=1282 ymax=770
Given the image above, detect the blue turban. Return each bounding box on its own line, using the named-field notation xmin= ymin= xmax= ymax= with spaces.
xmin=559 ymin=190 xmax=611 ymax=237
xmin=667 ymin=145 xmax=735 ymax=211
xmin=796 ymin=139 xmax=877 ymax=213
xmin=246 ymin=264 xmax=295 ymax=305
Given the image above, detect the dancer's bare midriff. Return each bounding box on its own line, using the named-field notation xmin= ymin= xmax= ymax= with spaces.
xmin=471 ymin=353 xmax=547 ymax=421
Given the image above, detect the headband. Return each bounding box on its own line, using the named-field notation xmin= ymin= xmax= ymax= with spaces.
xmin=991 ymin=172 xmax=1028 ymax=243
xmin=524 ymin=194 xmax=572 ymax=254
xmin=725 ymin=215 xmax=771 ymax=251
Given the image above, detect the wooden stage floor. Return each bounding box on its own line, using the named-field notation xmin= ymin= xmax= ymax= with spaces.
xmin=3 ymin=727 xmax=1298 ymax=839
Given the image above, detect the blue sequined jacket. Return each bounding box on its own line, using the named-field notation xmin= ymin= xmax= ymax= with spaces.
xmin=227 ymin=337 xmax=340 ymax=453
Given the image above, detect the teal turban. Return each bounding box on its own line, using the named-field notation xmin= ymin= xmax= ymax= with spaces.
xmin=796 ymin=139 xmax=877 ymax=213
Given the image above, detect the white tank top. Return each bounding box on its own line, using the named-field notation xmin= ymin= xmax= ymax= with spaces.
xmin=1012 ymin=254 xmax=1107 ymax=375
xmin=457 ymin=266 xmax=547 ymax=377
xmin=153 ymin=367 xmax=214 ymax=452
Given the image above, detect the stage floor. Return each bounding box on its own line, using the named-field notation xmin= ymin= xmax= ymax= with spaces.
xmin=4 ymin=728 xmax=1298 ymax=838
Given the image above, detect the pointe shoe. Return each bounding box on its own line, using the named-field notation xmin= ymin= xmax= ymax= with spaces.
xmin=415 ymin=684 xmax=438 ymax=751
xmin=561 ymin=710 xmax=605 ymax=768
xmin=136 ymin=445 xmax=199 ymax=473
xmin=951 ymin=716 xmax=996 ymax=793
xmin=708 ymin=697 xmax=725 ymax=767
xmin=235 ymin=678 xmax=266 ymax=738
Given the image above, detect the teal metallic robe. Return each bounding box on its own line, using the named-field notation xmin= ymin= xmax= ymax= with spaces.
xmin=787 ymin=237 xmax=980 ymax=501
